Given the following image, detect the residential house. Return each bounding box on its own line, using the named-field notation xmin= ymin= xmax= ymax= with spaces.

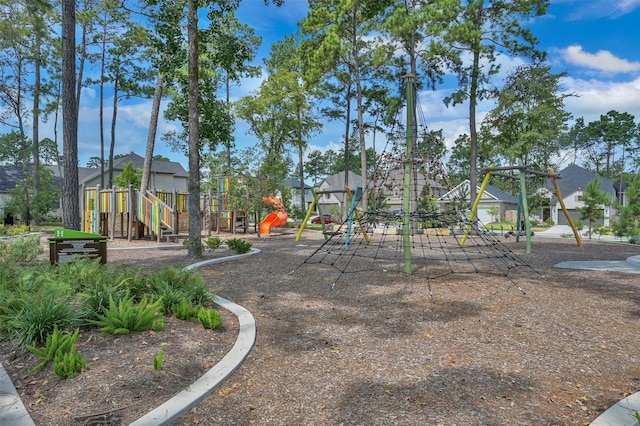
xmin=315 ymin=171 xmax=363 ymax=216
xmin=284 ymin=177 xmax=313 ymax=212
xmin=540 ymin=164 xmax=621 ymax=226
xmin=438 ymin=180 xmax=519 ymax=224
xmin=373 ymin=167 xmax=450 ymax=213
xmin=80 ymin=153 xmax=188 ymax=192
xmin=0 ymin=153 xmax=188 ymax=222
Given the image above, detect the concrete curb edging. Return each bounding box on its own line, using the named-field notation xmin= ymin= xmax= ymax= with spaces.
xmin=0 ymin=363 xmax=35 ymax=426
xmin=130 ymin=248 xmax=260 ymax=425
xmin=589 ymin=391 xmax=640 ymax=425
xmin=129 ymin=295 xmax=256 ymax=426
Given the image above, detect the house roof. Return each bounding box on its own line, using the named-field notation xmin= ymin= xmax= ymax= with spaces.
xmin=1 ymin=153 xmax=188 ymax=193
xmin=80 ymin=153 xmax=188 ymax=184
xmin=438 ymin=179 xmax=518 ymax=204
xmin=0 ymin=165 xmax=64 ymax=192
xmin=284 ymin=177 xmax=312 ymax=190
xmin=548 ymin=164 xmax=617 ymax=198
xmin=318 ymin=171 xmax=363 ymax=190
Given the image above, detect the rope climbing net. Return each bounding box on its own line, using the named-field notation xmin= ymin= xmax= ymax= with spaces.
xmin=293 ymin=75 xmax=541 ymax=297
xmin=293 ymin=209 xmax=541 ymax=298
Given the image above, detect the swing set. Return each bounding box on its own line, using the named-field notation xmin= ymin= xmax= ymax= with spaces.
xmin=462 ymin=165 xmax=582 ymax=253
xmin=295 ymin=186 xmax=370 ymax=246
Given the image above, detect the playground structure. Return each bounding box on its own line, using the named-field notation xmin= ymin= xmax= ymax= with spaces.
xmin=82 ymin=184 xmax=189 ymax=242
xmin=465 ymin=165 xmax=583 ymax=253
xmin=211 ymin=177 xmax=252 ymax=234
xmin=296 ymin=187 xmax=369 ymax=243
xmin=259 ymin=196 xmax=288 ymax=235
xmin=83 ymin=175 xmax=288 ymax=241
xmin=293 ymin=74 xmax=542 ymax=294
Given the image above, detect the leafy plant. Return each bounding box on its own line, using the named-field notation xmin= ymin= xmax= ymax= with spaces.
xmin=26 ymin=326 xmax=82 ymax=374
xmin=9 ymin=291 xmax=85 ymax=347
xmin=53 ymin=345 xmax=88 ymax=379
xmin=90 ymin=294 xmax=162 ymax=335
xmin=80 ymin=281 xmax=126 ymax=319
xmin=226 ymin=238 xmax=252 ymax=254
xmin=198 ymin=308 xmax=223 ymax=330
xmin=0 ymin=235 xmax=43 ymax=265
xmin=172 ymin=299 xmax=200 ymax=321
xmin=153 ymin=349 xmax=164 ymax=371
xmin=153 ymin=267 xmax=213 ymax=306
xmin=154 ymin=281 xmax=189 ymax=316
xmin=151 ymin=319 xmax=165 ymax=332
xmin=0 ymin=224 xmax=30 ymax=236
xmin=204 ymin=236 xmax=222 ymax=251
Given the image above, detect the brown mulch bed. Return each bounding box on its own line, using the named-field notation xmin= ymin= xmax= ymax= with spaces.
xmin=2 ymin=231 xmax=640 ymax=425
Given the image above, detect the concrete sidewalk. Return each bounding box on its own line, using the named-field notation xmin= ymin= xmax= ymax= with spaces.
xmin=536 ymin=225 xmax=627 ymax=243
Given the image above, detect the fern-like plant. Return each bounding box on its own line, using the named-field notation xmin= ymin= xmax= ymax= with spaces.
xmin=53 ymin=346 xmax=87 ymax=379
xmin=151 ymin=319 xmax=165 ymax=332
xmin=226 ymin=238 xmax=252 ymax=254
xmin=90 ymin=294 xmax=161 ymax=334
xmin=204 ymin=236 xmax=222 ymax=252
xmin=26 ymin=326 xmax=80 ymax=373
xmin=153 ymin=349 xmax=164 ymax=371
xmin=172 ymin=299 xmax=200 ymax=321
xmin=198 ymin=308 xmax=223 ymax=330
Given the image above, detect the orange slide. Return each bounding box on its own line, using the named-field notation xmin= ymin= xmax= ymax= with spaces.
xmin=260 ymin=196 xmax=288 ymax=235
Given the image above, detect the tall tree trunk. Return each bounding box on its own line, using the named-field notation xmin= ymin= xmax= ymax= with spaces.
xmin=99 ymin=17 xmax=106 ymax=187
xmin=62 ymin=0 xmax=80 ymax=230
xmin=32 ymin=35 xmax=41 ymax=225
xmin=225 ymin=73 xmax=232 ymax=173
xmin=109 ymin=76 xmax=119 ymax=188
xmin=468 ymin=1 xmax=484 ymax=208
xmin=141 ymin=73 xmax=163 ymax=195
xmin=187 ymin=0 xmax=202 ymax=256
xmin=352 ymin=11 xmax=368 ymax=213
xmin=469 ymin=50 xmax=480 ymax=207
xmin=343 ymin=86 xmax=351 ymax=190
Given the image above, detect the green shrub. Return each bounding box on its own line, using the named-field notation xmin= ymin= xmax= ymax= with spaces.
xmin=198 ymin=307 xmax=223 ymax=330
xmin=26 ymin=326 xmax=82 ymax=374
xmin=153 ymin=349 xmax=164 ymax=371
xmin=226 ymin=238 xmax=252 ymax=254
xmin=80 ymin=280 xmax=127 ymax=319
xmin=153 ymin=281 xmax=189 ymax=316
xmin=0 ymin=235 xmax=43 ymax=265
xmin=151 ymin=319 xmax=165 ymax=331
xmin=90 ymin=294 xmax=161 ymax=334
xmin=53 ymin=345 xmax=87 ymax=379
xmin=204 ymin=236 xmax=222 ymax=251
xmin=153 ymin=267 xmax=213 ymax=306
xmin=8 ymin=291 xmax=85 ymax=347
xmin=172 ymin=299 xmax=200 ymax=321
xmin=182 ymin=235 xmax=204 ymax=256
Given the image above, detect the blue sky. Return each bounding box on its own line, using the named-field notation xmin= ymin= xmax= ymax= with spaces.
xmin=45 ymin=0 xmax=640 ymax=171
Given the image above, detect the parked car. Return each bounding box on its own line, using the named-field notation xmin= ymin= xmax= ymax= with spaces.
xmin=311 ymin=214 xmax=333 ymax=224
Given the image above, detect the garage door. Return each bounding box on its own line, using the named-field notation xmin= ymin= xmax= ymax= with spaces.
xmin=558 ymin=209 xmax=605 ymax=226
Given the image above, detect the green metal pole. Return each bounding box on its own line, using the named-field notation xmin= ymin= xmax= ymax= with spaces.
xmin=519 ymin=168 xmax=532 ymax=254
xmin=403 ymin=74 xmax=416 ymax=274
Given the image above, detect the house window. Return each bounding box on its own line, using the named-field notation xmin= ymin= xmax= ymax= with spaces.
xmin=575 ymin=195 xmax=583 ymax=202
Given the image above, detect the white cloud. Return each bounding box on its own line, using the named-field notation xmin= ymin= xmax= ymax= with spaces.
xmin=562 ymin=76 xmax=640 ymax=122
xmin=563 ymin=45 xmax=640 ymax=73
